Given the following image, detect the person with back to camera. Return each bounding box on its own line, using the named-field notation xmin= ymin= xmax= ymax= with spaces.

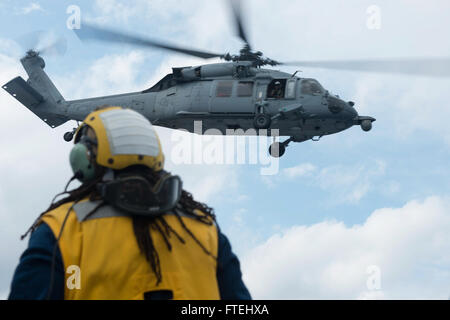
xmin=9 ymin=106 xmax=251 ymax=300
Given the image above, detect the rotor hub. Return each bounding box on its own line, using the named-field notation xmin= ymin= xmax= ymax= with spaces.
xmin=222 ymin=45 xmax=280 ymax=67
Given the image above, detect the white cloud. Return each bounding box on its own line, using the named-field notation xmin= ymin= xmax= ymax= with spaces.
xmin=232 ymin=208 xmax=247 ymax=227
xmin=267 ymin=160 xmax=386 ymax=204
xmin=91 ymin=0 xmax=230 ymax=46
xmin=242 ymin=195 xmax=450 ymax=299
xmin=93 ymin=0 xmax=140 ymax=23
xmin=394 ymin=78 xmax=450 ymax=143
xmin=316 ymin=159 xmax=386 ymax=204
xmin=349 ymin=74 xmax=450 ymax=145
xmin=55 ymin=50 xmax=147 ymax=99
xmin=380 ymin=180 xmax=401 ymax=197
xmin=18 ymin=3 xmax=44 ymax=15
xmin=283 ymin=163 xmax=317 ymax=179
xmin=178 ymin=163 xmax=238 ymax=203
xmin=0 ymin=39 xmax=22 ymax=58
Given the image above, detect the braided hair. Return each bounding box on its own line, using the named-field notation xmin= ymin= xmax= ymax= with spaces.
xmin=22 ymin=166 xmax=217 ymax=285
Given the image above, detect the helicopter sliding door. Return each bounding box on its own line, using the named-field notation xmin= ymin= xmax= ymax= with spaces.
xmin=189 ymin=81 xmax=212 ymax=112
xmin=210 ymin=80 xmax=254 ymax=113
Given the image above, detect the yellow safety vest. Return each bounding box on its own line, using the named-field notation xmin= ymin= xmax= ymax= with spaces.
xmin=40 ymin=199 xmax=220 ymax=300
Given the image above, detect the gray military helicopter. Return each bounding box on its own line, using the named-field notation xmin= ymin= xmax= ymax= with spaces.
xmin=3 ymin=0 xmax=450 ymax=157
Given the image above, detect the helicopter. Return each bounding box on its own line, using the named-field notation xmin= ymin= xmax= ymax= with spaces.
xmin=3 ymin=0 xmax=450 ymax=157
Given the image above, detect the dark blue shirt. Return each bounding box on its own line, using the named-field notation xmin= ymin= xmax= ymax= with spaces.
xmin=9 ymin=222 xmax=251 ymax=300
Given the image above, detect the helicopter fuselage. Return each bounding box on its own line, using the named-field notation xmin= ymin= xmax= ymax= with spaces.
xmin=4 ymin=56 xmax=375 ymax=157
xmin=65 ymin=62 xmax=369 ymax=143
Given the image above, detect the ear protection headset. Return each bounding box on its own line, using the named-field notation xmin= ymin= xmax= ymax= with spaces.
xmin=69 ymin=125 xmax=99 ymax=182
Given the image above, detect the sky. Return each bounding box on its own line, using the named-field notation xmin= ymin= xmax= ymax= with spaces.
xmin=0 ymin=0 xmax=450 ymax=299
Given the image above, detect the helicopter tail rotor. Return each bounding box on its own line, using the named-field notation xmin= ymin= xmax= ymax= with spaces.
xmin=17 ymin=31 xmax=67 ymax=58
xmin=36 ymin=36 xmax=67 ymax=57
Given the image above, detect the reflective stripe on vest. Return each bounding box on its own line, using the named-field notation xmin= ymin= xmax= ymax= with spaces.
xmin=41 ymin=200 xmax=220 ymax=300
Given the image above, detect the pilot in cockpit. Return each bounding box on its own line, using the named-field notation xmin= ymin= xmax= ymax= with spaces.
xmin=270 ymin=81 xmax=283 ymax=99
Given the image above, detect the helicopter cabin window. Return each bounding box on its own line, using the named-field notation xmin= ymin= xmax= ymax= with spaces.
xmin=267 ymin=79 xmax=286 ymax=99
xmin=301 ymin=79 xmax=324 ymax=95
xmin=237 ymin=81 xmax=253 ymax=97
xmin=216 ymin=81 xmax=233 ymax=97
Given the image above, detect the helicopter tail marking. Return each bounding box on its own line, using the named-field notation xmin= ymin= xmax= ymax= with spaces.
xmin=2 ymin=53 xmax=69 ymax=128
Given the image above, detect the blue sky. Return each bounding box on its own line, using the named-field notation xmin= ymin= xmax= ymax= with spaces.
xmin=1 ymin=0 xmax=450 ymax=299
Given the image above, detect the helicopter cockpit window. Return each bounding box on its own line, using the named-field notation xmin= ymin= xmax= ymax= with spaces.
xmin=301 ymin=79 xmax=324 ymax=95
xmin=195 ymin=67 xmax=201 ymax=77
xmin=216 ymin=81 xmax=233 ymax=97
xmin=237 ymin=81 xmax=253 ymax=97
xmin=267 ymin=79 xmax=286 ymax=99
xmin=285 ymin=79 xmax=296 ymax=99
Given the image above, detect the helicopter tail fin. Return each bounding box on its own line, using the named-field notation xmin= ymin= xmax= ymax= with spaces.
xmin=2 ymin=52 xmax=69 ymax=128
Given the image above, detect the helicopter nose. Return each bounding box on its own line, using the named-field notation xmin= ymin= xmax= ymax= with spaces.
xmin=327 ymin=95 xmax=358 ymax=118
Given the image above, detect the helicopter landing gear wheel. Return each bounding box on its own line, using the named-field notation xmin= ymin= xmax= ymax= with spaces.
xmin=64 ymin=123 xmax=81 ymax=142
xmin=63 ymin=131 xmax=74 ymax=142
xmin=253 ymin=113 xmax=271 ymax=129
xmin=269 ymin=142 xmax=285 ymax=157
xmin=269 ymin=137 xmax=293 ymax=158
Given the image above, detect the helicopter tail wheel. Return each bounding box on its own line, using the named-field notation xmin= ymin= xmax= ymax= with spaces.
xmin=254 ymin=113 xmax=271 ymax=129
xmin=63 ymin=131 xmax=74 ymax=142
xmin=269 ymin=142 xmax=286 ymax=157
xmin=361 ymin=119 xmax=372 ymax=132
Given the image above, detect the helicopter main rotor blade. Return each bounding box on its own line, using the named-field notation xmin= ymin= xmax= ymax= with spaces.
xmin=280 ymin=58 xmax=450 ymax=77
xmin=229 ymin=0 xmax=251 ymax=48
xmin=74 ymin=22 xmax=223 ymax=59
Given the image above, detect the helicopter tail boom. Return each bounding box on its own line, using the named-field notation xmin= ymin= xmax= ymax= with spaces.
xmin=2 ymin=51 xmax=69 ymax=128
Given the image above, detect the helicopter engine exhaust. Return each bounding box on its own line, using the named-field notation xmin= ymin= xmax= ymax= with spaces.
xmin=176 ymin=64 xmax=234 ymax=80
xmin=175 ymin=62 xmax=254 ymax=80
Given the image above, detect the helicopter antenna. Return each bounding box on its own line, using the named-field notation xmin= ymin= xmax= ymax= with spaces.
xmin=291 ymin=70 xmax=302 ymax=78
